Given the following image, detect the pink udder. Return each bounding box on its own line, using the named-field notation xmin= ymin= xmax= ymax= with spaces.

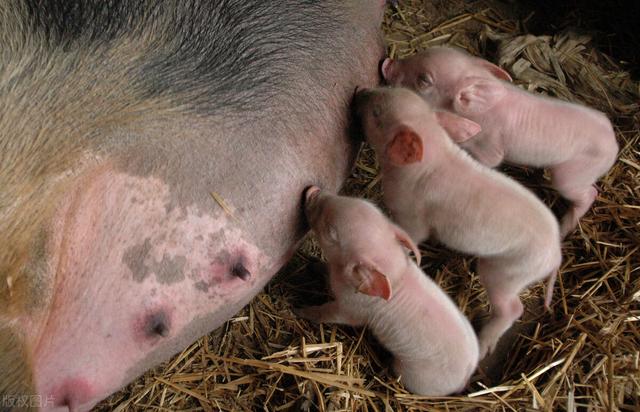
xmin=50 ymin=378 xmax=94 ymax=410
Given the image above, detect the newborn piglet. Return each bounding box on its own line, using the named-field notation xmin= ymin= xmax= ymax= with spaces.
xmin=355 ymin=87 xmax=562 ymax=358
xmin=298 ymin=186 xmax=479 ymax=396
xmin=382 ymin=47 xmax=619 ymax=237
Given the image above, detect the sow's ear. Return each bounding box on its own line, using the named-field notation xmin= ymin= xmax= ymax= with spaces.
xmin=435 ymin=111 xmax=482 ymax=143
xmin=479 ymin=59 xmax=512 ymax=82
xmin=352 ymin=264 xmax=392 ymax=300
xmin=386 ymin=126 xmax=424 ymax=166
xmin=453 ymin=77 xmax=506 ymax=115
xmin=391 ymin=223 xmax=421 ymax=265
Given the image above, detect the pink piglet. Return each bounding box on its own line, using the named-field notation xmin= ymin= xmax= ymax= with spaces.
xmin=298 ymin=186 xmax=479 ymax=395
xmin=355 ymin=87 xmax=562 ymax=358
xmin=382 ymin=46 xmax=619 ymax=237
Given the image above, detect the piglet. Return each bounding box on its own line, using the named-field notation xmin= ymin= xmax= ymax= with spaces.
xmin=382 ymin=47 xmax=619 ymax=237
xmin=354 ymin=87 xmax=562 ymax=358
xmin=298 ymin=186 xmax=479 ymax=396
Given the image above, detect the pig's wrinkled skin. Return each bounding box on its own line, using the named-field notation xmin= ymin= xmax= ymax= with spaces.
xmin=382 ymin=47 xmax=619 ymax=237
xmin=354 ymin=87 xmax=562 ymax=358
xmin=0 ymin=1 xmax=385 ymax=410
xmin=298 ymin=187 xmax=479 ymax=396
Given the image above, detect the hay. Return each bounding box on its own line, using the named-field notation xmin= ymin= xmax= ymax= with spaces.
xmin=98 ymin=1 xmax=639 ymax=410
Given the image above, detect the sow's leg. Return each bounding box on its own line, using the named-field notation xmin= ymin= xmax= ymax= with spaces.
xmin=0 ymin=1 xmax=384 ymax=410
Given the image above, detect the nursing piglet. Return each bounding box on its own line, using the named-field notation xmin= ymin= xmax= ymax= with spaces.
xmin=354 ymin=87 xmax=562 ymax=358
xmin=298 ymin=186 xmax=479 ymax=396
xmin=382 ymin=47 xmax=619 ymax=237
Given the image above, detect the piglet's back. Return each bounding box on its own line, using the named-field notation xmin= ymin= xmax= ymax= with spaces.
xmin=495 ymin=85 xmax=617 ymax=168
xmin=425 ymin=146 xmax=559 ymax=258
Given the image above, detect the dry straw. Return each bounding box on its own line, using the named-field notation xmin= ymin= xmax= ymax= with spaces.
xmin=100 ymin=1 xmax=639 ymax=410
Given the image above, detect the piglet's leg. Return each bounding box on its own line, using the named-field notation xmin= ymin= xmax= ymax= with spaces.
xmin=296 ymin=302 xmax=365 ymax=327
xmin=550 ymin=161 xmax=599 ymax=238
xmin=558 ymin=185 xmax=598 ymax=238
xmin=476 ymin=259 xmax=524 ymax=359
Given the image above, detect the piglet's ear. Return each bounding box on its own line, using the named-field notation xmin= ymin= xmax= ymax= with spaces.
xmin=381 ymin=57 xmax=394 ymax=82
xmin=435 ymin=111 xmax=482 ymax=143
xmin=392 ymin=224 xmax=421 ymax=266
xmin=480 ymin=60 xmax=512 ymax=82
xmin=453 ymin=77 xmax=506 ymax=115
xmin=386 ymin=127 xmax=424 ymax=166
xmin=353 ymin=264 xmax=392 ymax=301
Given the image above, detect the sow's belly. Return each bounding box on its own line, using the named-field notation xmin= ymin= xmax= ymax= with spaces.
xmin=31 ymin=162 xmax=281 ymax=410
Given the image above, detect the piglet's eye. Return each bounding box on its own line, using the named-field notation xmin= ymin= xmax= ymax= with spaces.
xmin=327 ymin=225 xmax=339 ymax=243
xmin=417 ymin=73 xmax=433 ymax=88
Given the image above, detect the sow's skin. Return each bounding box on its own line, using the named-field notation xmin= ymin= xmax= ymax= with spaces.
xmin=354 ymin=87 xmax=562 ymax=359
xmin=382 ymin=47 xmax=619 ymax=237
xmin=298 ymin=187 xmax=479 ymax=396
xmin=0 ymin=1 xmax=385 ymax=410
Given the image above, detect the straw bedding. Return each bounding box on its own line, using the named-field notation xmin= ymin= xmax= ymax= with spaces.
xmin=99 ymin=1 xmax=639 ymax=410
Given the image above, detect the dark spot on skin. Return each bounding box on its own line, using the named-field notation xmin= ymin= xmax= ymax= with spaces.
xmin=194 ymin=280 xmax=209 ymax=292
xmin=164 ymin=198 xmax=177 ymax=214
xmin=195 ymin=234 xmax=204 ymax=241
xmin=154 ymin=254 xmax=186 ymax=285
xmin=144 ymin=312 xmax=170 ymax=338
xmin=122 ymin=238 xmax=152 ymax=282
xmin=231 ymin=262 xmax=251 ymax=281
xmin=123 ymin=239 xmax=186 ymax=285
xmin=208 ymin=230 xmax=226 ymax=245
xmin=206 ymin=230 xmax=227 ymax=259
